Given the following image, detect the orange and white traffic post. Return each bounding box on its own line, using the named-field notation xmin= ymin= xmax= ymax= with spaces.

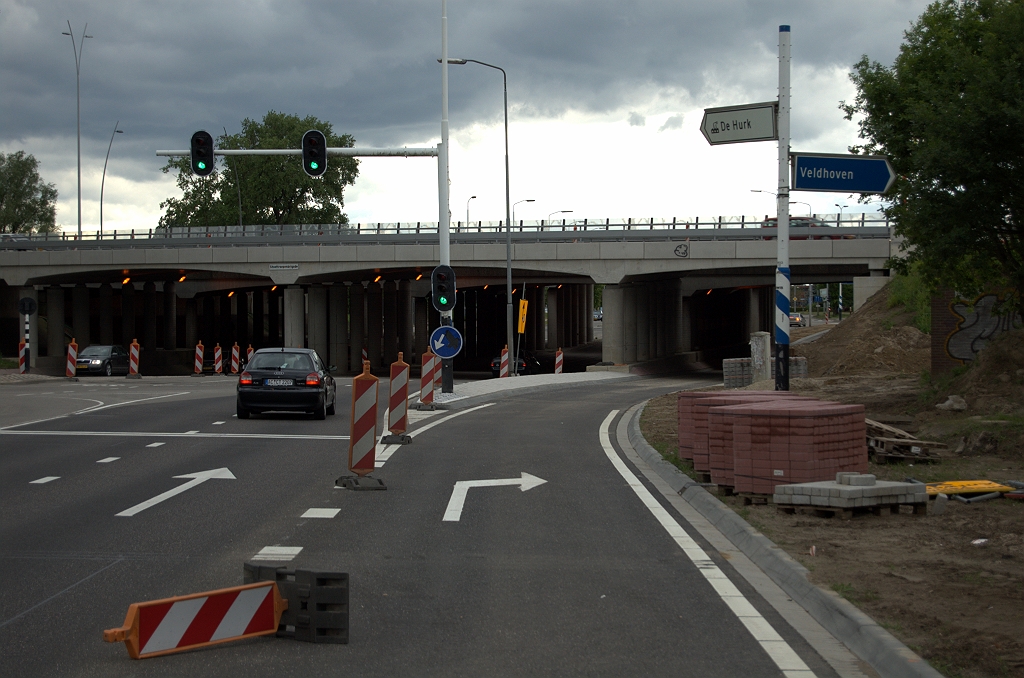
xmin=419 ymin=349 xmax=437 ymax=410
xmin=193 ymin=341 xmax=204 ymax=375
xmin=214 ymin=343 xmax=223 ymax=374
xmin=230 ymin=342 xmax=241 ymax=374
xmin=499 ymin=345 xmax=509 ymax=378
xmin=18 ymin=339 xmax=28 ymax=374
xmin=555 ymin=348 xmax=564 ymax=374
xmin=103 ymin=581 xmax=287 ymax=660
xmin=340 ymin=361 xmax=386 ymax=490
xmin=246 ymin=344 xmax=255 ymax=363
xmin=127 ymin=338 xmax=141 ymax=379
xmin=66 ymin=338 xmax=79 ymax=379
xmin=383 ymin=353 xmax=411 ymax=445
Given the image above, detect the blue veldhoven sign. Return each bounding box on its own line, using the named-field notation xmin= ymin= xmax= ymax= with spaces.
xmin=791 ymin=153 xmax=895 ymax=194
xmin=429 ymin=326 xmax=463 ymax=360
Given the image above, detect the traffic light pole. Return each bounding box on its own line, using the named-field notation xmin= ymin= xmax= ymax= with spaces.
xmin=439 ymin=0 xmax=454 ymax=393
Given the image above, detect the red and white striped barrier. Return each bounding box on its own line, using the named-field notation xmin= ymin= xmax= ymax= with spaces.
xmin=500 ymin=345 xmax=509 ymax=378
xmin=214 ymin=343 xmax=223 ymax=374
xmin=361 ymin=346 xmax=368 ymax=364
xmin=18 ymin=340 xmax=27 ymax=374
xmin=66 ymin=338 xmax=78 ymax=378
xmin=230 ymin=342 xmax=240 ymax=374
xmin=128 ymin=339 xmax=141 ymax=378
xmin=434 ymin=354 xmax=442 ymax=388
xmin=419 ymin=350 xmax=437 ymax=408
xmin=246 ymin=344 xmax=254 ymax=364
xmin=387 ymin=353 xmax=409 ymax=438
xmin=194 ymin=341 xmax=204 ymax=375
xmin=555 ymin=348 xmax=563 ymax=374
xmin=103 ymin=581 xmax=286 ymax=660
xmin=348 ymin=361 xmax=379 ymax=477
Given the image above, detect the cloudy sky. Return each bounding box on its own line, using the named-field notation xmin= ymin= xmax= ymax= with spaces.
xmin=0 ymin=0 xmax=930 ymax=233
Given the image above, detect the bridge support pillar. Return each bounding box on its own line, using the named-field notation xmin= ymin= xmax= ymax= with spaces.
xmin=636 ymin=284 xmax=650 ymax=362
xmin=349 ymin=283 xmax=365 ymax=369
xmin=308 ymin=284 xmax=328 ymax=361
xmin=854 ymin=273 xmax=888 ymax=312
xmin=677 ymin=293 xmax=692 ymax=353
xmin=655 ymin=282 xmax=667 ymax=359
xmin=235 ymin=290 xmax=248 ymax=352
xmin=219 ymin=291 xmax=232 ymax=350
xmin=283 ymin=286 xmax=305 ymax=348
xmin=73 ymin=283 xmax=91 ymax=347
xmin=47 ymin=286 xmax=65 ymax=358
xmin=142 ymin=282 xmax=157 ymax=351
xmin=267 ymin=289 xmax=280 ymax=346
xmin=366 ymin=281 xmax=383 ymax=369
xmin=19 ymin=287 xmax=38 ymax=367
xmin=745 ymin=288 xmax=760 ymax=338
xmin=414 ymin=293 xmax=428 ymax=359
xmin=622 ymin=285 xmax=637 ymax=363
xmin=601 ymin=284 xmax=624 ymax=364
xmin=163 ymin=281 xmax=177 ymax=349
xmin=185 ymin=298 xmax=198 ymax=350
xmin=251 ymin=290 xmax=264 ymax=349
xmin=383 ymin=280 xmax=398 ymax=365
xmin=330 ymin=284 xmax=349 ymax=373
xmin=586 ymin=284 xmax=594 ymax=343
xmin=122 ymin=283 xmax=136 ymax=348
xmin=398 ymin=280 xmax=413 ymax=362
xmin=99 ymin=283 xmax=113 ymax=346
xmin=569 ymin=285 xmax=579 ymax=347
xmin=546 ymin=287 xmax=559 ymax=350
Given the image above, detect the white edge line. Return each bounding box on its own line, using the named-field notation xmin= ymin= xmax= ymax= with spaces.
xmin=407 ymin=403 xmax=495 ymax=438
xmin=0 ymin=430 xmax=349 ymax=440
xmin=74 ymin=392 xmax=190 ymax=414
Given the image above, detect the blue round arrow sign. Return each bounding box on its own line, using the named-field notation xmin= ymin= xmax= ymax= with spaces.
xmin=430 ymin=326 xmax=463 ymax=360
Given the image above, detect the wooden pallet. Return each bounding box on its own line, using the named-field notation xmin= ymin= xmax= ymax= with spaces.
xmin=739 ymin=493 xmax=770 ymax=505
xmin=865 ymin=418 xmax=946 ymax=464
xmin=776 ymin=502 xmax=927 ymax=520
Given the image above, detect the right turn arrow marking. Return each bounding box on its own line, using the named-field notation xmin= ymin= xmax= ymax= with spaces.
xmin=442 ymin=472 xmax=547 ymax=522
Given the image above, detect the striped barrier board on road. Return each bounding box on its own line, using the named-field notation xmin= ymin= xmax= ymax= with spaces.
xmin=230 ymin=342 xmax=240 ymax=374
xmin=388 ymin=353 xmax=409 ymax=435
xmin=361 ymin=347 xmax=368 ymax=364
xmin=66 ymin=338 xmax=78 ymax=378
xmin=247 ymin=344 xmax=254 ymax=363
xmin=419 ymin=350 xmax=437 ymax=408
xmin=555 ymin=348 xmax=563 ymax=374
xmin=104 ymin=581 xmax=286 ymax=659
xmin=194 ymin=342 xmax=204 ymax=375
xmin=18 ymin=340 xmax=27 ymax=374
xmin=214 ymin=344 xmax=223 ymax=374
xmin=128 ymin=339 xmax=141 ymax=377
xmin=500 ymin=345 xmax=509 ymax=378
xmin=349 ymin=361 xmax=379 ymax=477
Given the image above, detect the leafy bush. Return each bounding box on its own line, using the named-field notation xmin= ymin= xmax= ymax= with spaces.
xmin=887 ymin=265 xmax=931 ymax=333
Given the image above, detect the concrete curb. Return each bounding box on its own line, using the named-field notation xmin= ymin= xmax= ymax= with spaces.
xmin=626 ymin=402 xmax=943 ymax=678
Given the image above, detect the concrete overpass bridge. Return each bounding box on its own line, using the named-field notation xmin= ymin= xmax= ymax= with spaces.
xmin=0 ymin=216 xmax=895 ymax=374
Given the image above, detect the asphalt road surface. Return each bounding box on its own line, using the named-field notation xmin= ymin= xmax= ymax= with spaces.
xmin=0 ymin=373 xmax=841 ymax=677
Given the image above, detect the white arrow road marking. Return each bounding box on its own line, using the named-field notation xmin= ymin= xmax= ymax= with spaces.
xmin=116 ymin=468 xmax=236 ymax=517
xmin=442 ymin=472 xmax=547 ymax=522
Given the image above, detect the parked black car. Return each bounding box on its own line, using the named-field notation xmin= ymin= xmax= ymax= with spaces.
xmin=76 ymin=345 xmax=131 ymax=376
xmin=236 ymin=348 xmax=336 ymax=420
xmin=490 ymin=349 xmax=542 ymax=377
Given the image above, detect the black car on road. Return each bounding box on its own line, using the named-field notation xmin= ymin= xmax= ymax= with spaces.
xmin=236 ymin=348 xmax=337 ymax=420
xmin=76 ymin=345 xmax=131 ymax=376
xmin=490 ymin=349 xmax=542 ymax=377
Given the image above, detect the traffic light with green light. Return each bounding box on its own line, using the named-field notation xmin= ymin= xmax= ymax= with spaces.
xmin=190 ymin=131 xmax=215 ymax=176
xmin=431 ymin=265 xmax=456 ymax=312
xmin=302 ymin=130 xmax=327 ymax=177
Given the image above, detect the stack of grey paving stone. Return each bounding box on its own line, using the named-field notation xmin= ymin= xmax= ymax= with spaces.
xmin=773 ymin=472 xmax=928 ymax=511
xmin=723 ymin=356 xmax=808 ymax=389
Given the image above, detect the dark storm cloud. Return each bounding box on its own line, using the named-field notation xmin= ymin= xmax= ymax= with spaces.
xmin=0 ymin=0 xmax=926 ymax=183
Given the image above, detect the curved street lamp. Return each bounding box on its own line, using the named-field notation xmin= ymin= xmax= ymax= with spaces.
xmin=513 ymin=199 xmax=534 ymax=227
xmin=547 ymin=210 xmax=572 ymax=226
xmin=466 ymin=195 xmax=476 ymax=227
xmin=100 ymin=121 xmax=123 ymax=238
xmin=62 ymin=21 xmax=92 ymax=239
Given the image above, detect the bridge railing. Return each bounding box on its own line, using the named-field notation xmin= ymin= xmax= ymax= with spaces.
xmin=1 ymin=213 xmax=893 ymax=249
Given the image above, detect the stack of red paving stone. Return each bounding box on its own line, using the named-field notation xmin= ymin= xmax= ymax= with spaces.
xmin=677 ymin=391 xmax=868 ymax=494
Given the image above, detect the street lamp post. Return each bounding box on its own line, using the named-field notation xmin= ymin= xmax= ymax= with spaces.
xmin=443 ymin=56 xmax=516 ymax=363
xmin=834 ymin=203 xmax=847 ymax=226
xmin=100 ymin=121 xmax=123 ymax=238
xmin=789 ymin=201 xmax=812 ymax=216
xmin=62 ymin=21 xmax=92 ymax=240
xmin=466 ymin=195 xmax=476 ymax=227
xmin=547 ymin=210 xmax=572 ymax=226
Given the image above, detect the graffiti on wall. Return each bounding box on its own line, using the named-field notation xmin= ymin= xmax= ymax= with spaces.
xmin=945 ymin=294 xmax=1022 ymax=364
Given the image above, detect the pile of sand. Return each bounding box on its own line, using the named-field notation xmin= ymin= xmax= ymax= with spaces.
xmin=941 ymin=328 xmax=1024 ymax=414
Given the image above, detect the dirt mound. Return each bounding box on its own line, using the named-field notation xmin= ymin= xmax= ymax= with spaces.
xmin=940 ymin=328 xmax=1024 ymax=414
xmin=792 ymin=281 xmax=930 ymax=377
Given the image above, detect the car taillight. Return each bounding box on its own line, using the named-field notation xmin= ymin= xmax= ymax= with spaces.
xmin=306 ymin=373 xmax=321 ymax=386
xmin=239 ymin=371 xmax=253 ymax=385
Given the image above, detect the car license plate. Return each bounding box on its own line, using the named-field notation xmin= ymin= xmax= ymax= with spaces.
xmin=265 ymin=378 xmax=292 ymax=386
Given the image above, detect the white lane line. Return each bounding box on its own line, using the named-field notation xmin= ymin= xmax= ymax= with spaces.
xmin=212 ymin=421 xmax=225 ymax=425
xmin=30 ymin=476 xmax=60 ymax=484
xmin=73 ymin=392 xmax=190 ymax=414
xmin=146 ymin=442 xmax=165 ymax=448
xmin=251 ymin=546 xmax=302 ymax=562
xmin=0 ymin=430 xmax=348 ymax=441
xmin=96 ymin=457 xmax=120 ymax=463
xmin=372 ymin=403 xmax=495 ymax=469
xmin=301 ymin=508 xmax=340 ymax=519
xmin=598 ymin=411 xmax=814 ymax=678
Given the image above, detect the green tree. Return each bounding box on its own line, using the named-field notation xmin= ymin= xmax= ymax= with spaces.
xmin=842 ymin=0 xmax=1024 ymax=320
xmin=159 ymin=111 xmax=359 ymax=228
xmin=0 ymin=151 xmax=58 ymax=234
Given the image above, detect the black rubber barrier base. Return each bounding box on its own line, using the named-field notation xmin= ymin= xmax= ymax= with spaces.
xmin=336 ymin=475 xmax=387 ymax=491
xmin=381 ymin=434 xmax=412 ymax=445
xmin=243 ymin=564 xmax=349 ymax=643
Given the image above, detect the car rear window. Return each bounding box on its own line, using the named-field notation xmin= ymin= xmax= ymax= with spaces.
xmin=249 ymin=352 xmax=313 ymax=371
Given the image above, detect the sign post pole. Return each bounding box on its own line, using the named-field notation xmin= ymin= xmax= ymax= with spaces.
xmin=775 ymin=24 xmax=792 ymax=392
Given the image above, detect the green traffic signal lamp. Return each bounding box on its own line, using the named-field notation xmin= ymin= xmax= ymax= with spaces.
xmin=302 ymin=129 xmax=327 ymax=177
xmin=190 ymin=131 xmax=215 ymax=177
xmin=431 ymin=265 xmax=457 ymax=312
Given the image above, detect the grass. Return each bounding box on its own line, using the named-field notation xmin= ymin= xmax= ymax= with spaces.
xmin=0 ymin=357 xmax=17 ymax=369
xmin=887 ymin=265 xmax=932 ymax=333
xmin=830 ymin=582 xmax=878 ymax=603
xmin=648 ymin=439 xmax=699 ymax=481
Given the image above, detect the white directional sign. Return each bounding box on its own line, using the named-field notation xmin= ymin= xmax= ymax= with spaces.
xmin=700 ymin=101 xmax=778 ymax=145
xmin=116 ymin=468 xmax=236 ymax=517
xmin=442 ymin=472 xmax=547 ymax=522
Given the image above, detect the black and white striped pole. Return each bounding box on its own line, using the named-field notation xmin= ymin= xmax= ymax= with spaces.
xmin=21 ymin=312 xmax=30 ymax=374
xmin=774 ymin=25 xmax=792 ymax=391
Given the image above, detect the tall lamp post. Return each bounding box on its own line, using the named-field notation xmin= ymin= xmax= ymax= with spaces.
xmin=547 ymin=210 xmax=572 ymax=226
xmin=466 ymin=195 xmax=476 ymax=227
xmin=62 ymin=21 xmax=92 ymax=240
xmin=442 ymin=56 xmax=516 ymax=361
xmin=100 ymin=121 xmax=123 ymax=238
xmin=834 ymin=203 xmax=847 ymax=226
xmin=789 ymin=201 xmax=812 ymax=216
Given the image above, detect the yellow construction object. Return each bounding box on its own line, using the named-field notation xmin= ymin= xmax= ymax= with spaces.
xmin=925 ymin=480 xmax=1014 ymax=496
